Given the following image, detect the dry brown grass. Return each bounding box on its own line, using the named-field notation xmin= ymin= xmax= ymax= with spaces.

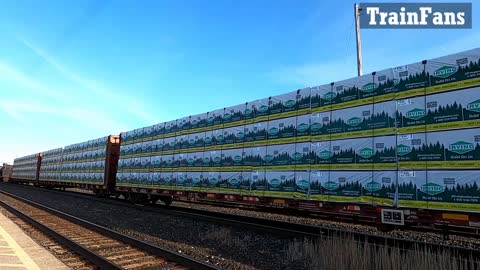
xmin=286 ymin=236 xmax=479 ymax=270
xmin=200 ymin=226 xmax=479 ymax=270
xmin=202 ymin=226 xmax=251 ymax=253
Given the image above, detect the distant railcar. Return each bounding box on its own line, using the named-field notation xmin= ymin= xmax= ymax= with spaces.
xmin=1 ymin=163 xmax=13 ymax=182
xmin=12 ymin=135 xmax=120 ymax=196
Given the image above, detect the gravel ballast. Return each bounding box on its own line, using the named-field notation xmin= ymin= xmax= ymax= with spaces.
xmin=2 ymin=183 xmax=479 ymax=269
xmin=0 ymin=184 xmax=302 ymax=270
xmin=171 ymin=201 xmax=480 ymax=250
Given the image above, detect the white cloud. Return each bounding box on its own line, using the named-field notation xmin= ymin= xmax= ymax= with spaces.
xmin=0 ymin=99 xmax=126 ymax=164
xmin=0 ymin=100 xmax=56 ymax=121
xmin=18 ymin=36 xmax=157 ymax=124
xmin=0 ymin=99 xmax=126 ymax=133
xmin=267 ymin=60 xmax=357 ymax=87
xmin=0 ymin=61 xmax=66 ymax=100
xmin=420 ymin=33 xmax=480 ymax=61
xmin=0 ymin=36 xmax=162 ymax=163
xmin=267 ymin=32 xmax=480 ymax=88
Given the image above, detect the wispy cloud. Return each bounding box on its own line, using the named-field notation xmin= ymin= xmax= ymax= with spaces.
xmin=0 ymin=60 xmax=124 ymax=132
xmin=267 ymin=31 xmax=480 ymax=88
xmin=0 ymin=35 xmax=162 ymax=163
xmin=418 ymin=33 xmax=480 ymax=61
xmin=0 ymin=100 xmax=56 ymax=121
xmin=0 ymin=61 xmax=66 ymax=100
xmin=0 ymin=99 xmax=127 ymax=132
xmin=17 ymin=36 xmax=158 ymax=124
xmin=266 ymin=60 xmax=357 ymax=87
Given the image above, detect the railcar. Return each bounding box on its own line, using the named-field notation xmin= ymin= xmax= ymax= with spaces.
xmin=9 ymin=47 xmax=480 ymax=231
xmin=11 ymin=136 xmax=121 ymax=196
xmin=11 ymin=153 xmax=41 ymax=185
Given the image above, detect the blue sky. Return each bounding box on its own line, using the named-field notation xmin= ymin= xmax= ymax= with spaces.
xmin=1 ymin=0 xmax=479 ymax=163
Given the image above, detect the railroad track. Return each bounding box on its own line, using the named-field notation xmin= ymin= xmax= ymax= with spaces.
xmin=169 ymin=198 xmax=480 ymax=240
xmin=153 ymin=206 xmax=480 ymax=260
xmin=53 ymin=184 xmax=480 ymax=239
xmin=13 ymin=183 xmax=480 ymax=239
xmin=0 ymin=205 xmax=95 ymax=269
xmin=0 ymin=189 xmax=220 ymax=270
xmin=2 ymin=183 xmax=480 ymax=261
xmin=6 ymin=182 xmax=480 ymax=240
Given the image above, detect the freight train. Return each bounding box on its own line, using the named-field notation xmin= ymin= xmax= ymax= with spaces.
xmin=10 ymin=48 xmax=480 ymax=230
xmin=1 ymin=163 xmax=13 ymax=182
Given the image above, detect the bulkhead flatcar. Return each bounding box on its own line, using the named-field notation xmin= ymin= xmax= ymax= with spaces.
xmin=11 ymin=135 xmax=120 ymax=196
xmin=9 ymin=47 xmax=480 ymax=230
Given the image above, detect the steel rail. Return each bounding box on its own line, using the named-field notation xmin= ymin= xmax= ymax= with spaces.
xmin=3 ymin=183 xmax=480 ymax=260
xmin=0 ymin=189 xmax=221 ymax=270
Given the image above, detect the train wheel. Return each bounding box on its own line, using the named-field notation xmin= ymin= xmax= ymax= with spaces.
xmin=160 ymin=196 xmax=173 ymax=206
xmin=149 ymin=196 xmax=159 ymax=205
xmin=376 ymin=224 xmax=395 ymax=232
xmin=128 ymin=193 xmax=149 ymax=204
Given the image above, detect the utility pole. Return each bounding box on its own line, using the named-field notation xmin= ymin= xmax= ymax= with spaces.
xmin=354 ymin=3 xmax=363 ymax=76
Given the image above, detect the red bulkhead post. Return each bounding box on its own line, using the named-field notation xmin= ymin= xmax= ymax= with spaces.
xmin=104 ymin=135 xmax=121 ymax=193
